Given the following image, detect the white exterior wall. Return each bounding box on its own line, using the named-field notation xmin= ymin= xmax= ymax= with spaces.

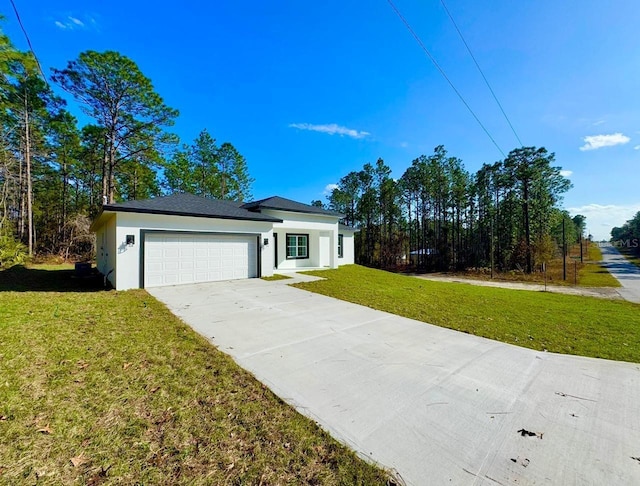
xmin=339 ymin=231 xmax=356 ymax=265
xmin=265 ymin=209 xmax=340 ymax=270
xmin=109 ymin=212 xmax=273 ymax=290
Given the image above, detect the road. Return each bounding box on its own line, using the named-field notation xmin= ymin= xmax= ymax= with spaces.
xmin=600 ymin=244 xmax=640 ymax=303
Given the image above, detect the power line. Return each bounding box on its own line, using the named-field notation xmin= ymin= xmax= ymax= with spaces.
xmin=439 ymin=0 xmax=522 ymax=147
xmin=9 ymin=0 xmax=49 ymax=86
xmin=386 ymin=0 xmax=506 ymax=158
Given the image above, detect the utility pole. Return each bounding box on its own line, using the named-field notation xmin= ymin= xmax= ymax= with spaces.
xmin=580 ymin=233 xmax=583 ymax=263
xmin=562 ymin=218 xmax=567 ymax=281
xmin=490 ymin=218 xmax=494 ymax=279
xmin=24 ymin=88 xmax=33 ymax=256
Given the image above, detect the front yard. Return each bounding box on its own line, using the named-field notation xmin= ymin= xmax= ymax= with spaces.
xmin=296 ymin=265 xmax=640 ymax=363
xmin=0 ymin=266 xmax=390 ymax=485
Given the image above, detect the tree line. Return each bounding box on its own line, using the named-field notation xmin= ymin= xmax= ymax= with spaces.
xmin=611 ymin=212 xmax=640 ymax=255
xmin=0 ymin=19 xmax=252 ymax=265
xmin=326 ymin=145 xmax=585 ymax=274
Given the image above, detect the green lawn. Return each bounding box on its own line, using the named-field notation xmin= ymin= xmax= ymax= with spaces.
xmin=295 ymin=265 xmax=640 ymax=363
xmin=578 ymin=244 xmax=622 ymax=287
xmin=0 ymin=265 xmax=390 ymax=485
xmin=261 ymin=273 xmax=292 ymax=281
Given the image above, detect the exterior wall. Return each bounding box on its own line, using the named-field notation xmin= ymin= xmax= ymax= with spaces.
xmin=339 ymin=231 xmax=356 ymax=265
xmin=95 ymin=215 xmax=117 ymax=288
xmin=319 ymin=232 xmax=331 ymax=267
xmin=106 ymin=212 xmax=273 ymax=290
xmin=92 ymin=205 xmax=355 ymax=289
xmin=264 ymin=209 xmax=340 ymax=270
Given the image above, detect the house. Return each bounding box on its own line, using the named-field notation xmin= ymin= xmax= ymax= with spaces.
xmin=90 ymin=193 xmax=356 ymax=290
xmin=409 ymin=248 xmax=438 ymax=265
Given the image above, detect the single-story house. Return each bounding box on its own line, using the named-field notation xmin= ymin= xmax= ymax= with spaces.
xmin=90 ymin=193 xmax=357 ymax=290
xmin=409 ymin=248 xmax=438 ymax=264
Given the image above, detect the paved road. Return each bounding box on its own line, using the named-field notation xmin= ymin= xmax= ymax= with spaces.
xmin=149 ymin=278 xmax=640 ymax=485
xmin=600 ymin=245 xmax=640 ymax=303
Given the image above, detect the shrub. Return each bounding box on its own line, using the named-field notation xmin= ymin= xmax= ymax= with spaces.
xmin=0 ymin=236 xmax=30 ymax=268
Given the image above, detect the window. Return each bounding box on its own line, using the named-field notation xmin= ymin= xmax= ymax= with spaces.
xmin=338 ymin=234 xmax=344 ymax=258
xmin=286 ymin=234 xmax=309 ymax=259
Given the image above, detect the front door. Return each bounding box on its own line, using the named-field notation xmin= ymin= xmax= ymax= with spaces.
xmin=274 ymin=233 xmax=278 ymax=269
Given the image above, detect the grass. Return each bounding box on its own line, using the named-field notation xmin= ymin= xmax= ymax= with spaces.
xmin=261 ymin=273 xmax=292 ymax=281
xmin=295 ymin=265 xmax=640 ymax=363
xmin=578 ymin=243 xmax=621 ymax=287
xmin=444 ymin=241 xmax=620 ymax=288
xmin=0 ymin=265 xmax=391 ymax=485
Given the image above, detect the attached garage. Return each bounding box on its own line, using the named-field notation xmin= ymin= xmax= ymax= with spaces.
xmin=90 ymin=193 xmax=280 ymax=290
xmin=143 ymin=232 xmax=259 ymax=288
xmin=90 ymin=193 xmax=352 ymax=291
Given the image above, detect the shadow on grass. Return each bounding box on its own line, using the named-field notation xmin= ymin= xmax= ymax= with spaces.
xmin=0 ymin=265 xmax=109 ymax=292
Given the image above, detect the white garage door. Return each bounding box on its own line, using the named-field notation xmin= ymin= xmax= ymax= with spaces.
xmin=144 ymin=233 xmax=257 ymax=288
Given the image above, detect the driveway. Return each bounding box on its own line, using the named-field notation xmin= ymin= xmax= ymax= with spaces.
xmin=601 ymin=245 xmax=640 ymax=303
xmin=149 ymin=278 xmax=640 ymax=485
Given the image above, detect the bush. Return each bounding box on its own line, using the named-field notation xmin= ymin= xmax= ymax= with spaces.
xmin=0 ymin=236 xmax=30 ymax=269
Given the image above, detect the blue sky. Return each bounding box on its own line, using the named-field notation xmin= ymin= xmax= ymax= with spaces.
xmin=4 ymin=0 xmax=639 ymax=239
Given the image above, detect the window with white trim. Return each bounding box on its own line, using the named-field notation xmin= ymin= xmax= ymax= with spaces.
xmin=338 ymin=234 xmax=344 ymax=258
xmin=286 ymin=234 xmax=309 ymax=259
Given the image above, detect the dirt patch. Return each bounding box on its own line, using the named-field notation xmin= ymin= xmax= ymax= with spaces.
xmin=412 ymin=274 xmax=623 ymax=300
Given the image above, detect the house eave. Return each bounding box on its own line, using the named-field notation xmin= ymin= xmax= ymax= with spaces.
xmin=93 ymin=206 xmax=283 ymax=229
xmin=89 ymin=210 xmax=115 ymax=232
xmin=257 ymin=206 xmax=344 ymax=219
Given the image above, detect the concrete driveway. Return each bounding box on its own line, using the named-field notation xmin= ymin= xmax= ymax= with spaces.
xmin=149 ymin=277 xmax=640 ymax=485
xmin=601 ymin=245 xmax=640 ymax=303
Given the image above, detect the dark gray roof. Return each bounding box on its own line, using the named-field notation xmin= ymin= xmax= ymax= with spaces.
xmin=102 ymin=193 xmax=282 ymax=222
xmin=242 ymin=196 xmax=343 ymax=218
xmin=339 ymin=223 xmax=359 ymax=232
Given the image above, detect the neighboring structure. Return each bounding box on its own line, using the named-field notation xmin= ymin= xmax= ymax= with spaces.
xmin=90 ymin=193 xmax=356 ymax=290
xmin=409 ymin=248 xmax=437 ymax=265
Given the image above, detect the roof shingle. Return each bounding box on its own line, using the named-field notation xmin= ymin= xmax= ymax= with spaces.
xmin=102 ymin=193 xmax=282 ymax=222
xmin=242 ymin=196 xmax=343 ymax=217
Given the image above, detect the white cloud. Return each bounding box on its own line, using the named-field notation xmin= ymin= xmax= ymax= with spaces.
xmin=565 ymin=203 xmax=640 ymax=240
xmin=579 ymin=133 xmax=630 ymax=151
xmin=289 ymin=123 xmax=370 ymax=139
xmin=560 ymin=170 xmax=573 ymax=178
xmin=323 ymin=183 xmax=339 ymax=195
xmin=592 ymin=120 xmax=606 ymax=126
xmin=634 ymin=145 xmax=640 ymax=150
xmin=54 ymin=15 xmax=96 ymax=30
xmin=400 ymin=141 xmax=409 ymax=148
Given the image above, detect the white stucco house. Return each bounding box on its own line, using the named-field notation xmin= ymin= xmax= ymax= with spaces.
xmin=90 ymin=193 xmax=357 ymax=290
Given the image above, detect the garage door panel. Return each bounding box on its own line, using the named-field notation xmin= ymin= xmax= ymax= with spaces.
xmin=180 ymin=260 xmax=194 ymax=270
xmin=221 ymin=269 xmax=234 ymax=279
xmin=164 ymin=248 xmax=179 ymax=258
xmin=165 ymin=261 xmax=179 ymax=271
xmin=144 ymin=233 xmax=257 ymax=288
xmin=147 ymin=248 xmax=163 ymax=258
